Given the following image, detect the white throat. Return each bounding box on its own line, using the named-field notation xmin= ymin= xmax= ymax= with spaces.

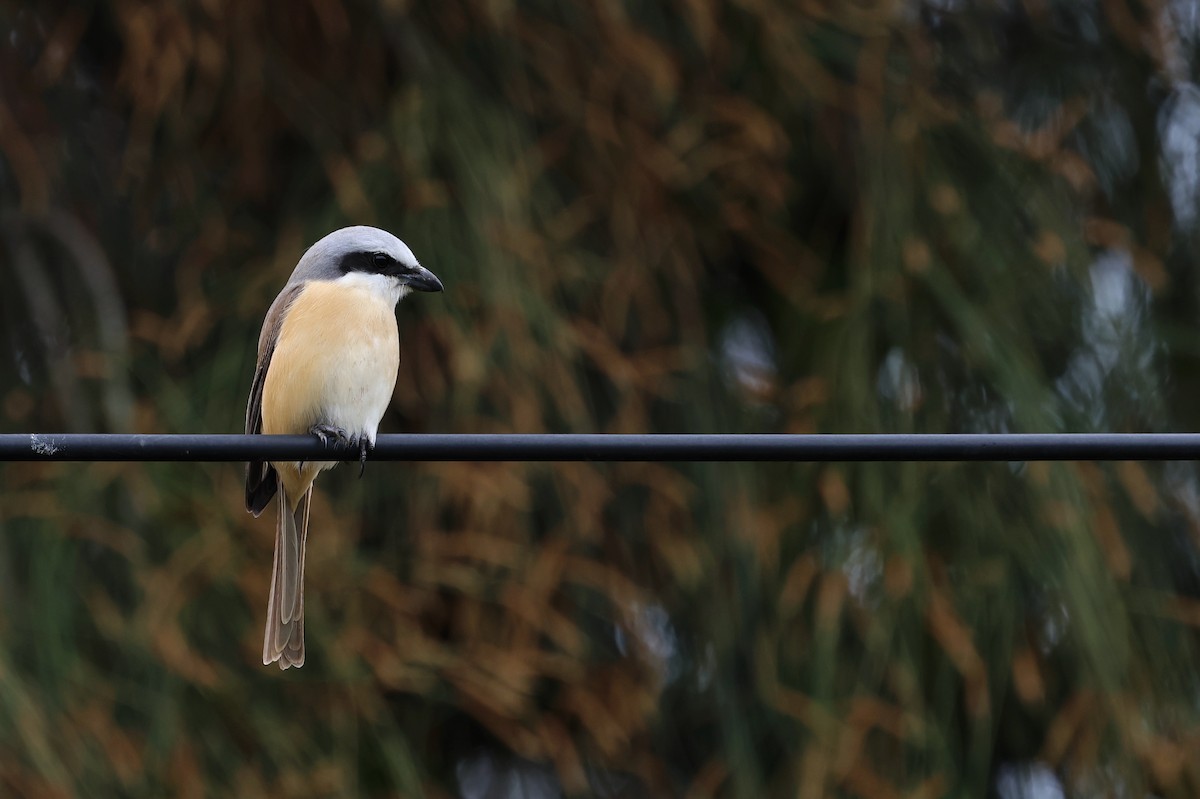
xmin=334 ymin=271 xmax=410 ymax=306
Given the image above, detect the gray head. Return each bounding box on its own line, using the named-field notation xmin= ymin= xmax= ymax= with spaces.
xmin=288 ymin=226 xmax=443 ymax=299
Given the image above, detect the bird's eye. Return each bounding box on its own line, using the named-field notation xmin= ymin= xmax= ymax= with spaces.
xmin=372 ymin=252 xmax=391 ymax=269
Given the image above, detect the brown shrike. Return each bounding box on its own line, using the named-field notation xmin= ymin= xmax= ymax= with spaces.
xmin=245 ymin=226 xmax=443 ymax=669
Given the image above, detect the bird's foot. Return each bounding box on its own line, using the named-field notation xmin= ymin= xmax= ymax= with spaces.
xmin=309 ymin=425 xmax=370 ymax=473
xmin=310 ymin=424 xmax=351 ymax=447
xmin=358 ymin=437 xmax=372 ymax=478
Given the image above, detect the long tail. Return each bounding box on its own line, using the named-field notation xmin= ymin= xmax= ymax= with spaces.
xmin=263 ymin=483 xmax=311 ymax=669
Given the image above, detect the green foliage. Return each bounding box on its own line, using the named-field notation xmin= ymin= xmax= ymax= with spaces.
xmin=2 ymin=0 xmax=1200 ymax=796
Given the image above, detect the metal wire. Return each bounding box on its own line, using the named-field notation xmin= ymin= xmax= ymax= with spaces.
xmin=2 ymin=432 xmax=1200 ymax=462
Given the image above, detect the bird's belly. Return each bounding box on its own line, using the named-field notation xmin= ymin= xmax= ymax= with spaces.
xmin=318 ymin=336 xmax=398 ymax=440
xmin=261 ymin=281 xmax=400 ymax=448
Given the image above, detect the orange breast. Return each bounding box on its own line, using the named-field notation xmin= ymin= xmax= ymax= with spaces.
xmin=261 ymin=280 xmax=400 ymax=497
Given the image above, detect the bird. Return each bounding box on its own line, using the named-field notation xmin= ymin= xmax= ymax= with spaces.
xmin=244 ymin=226 xmax=443 ymax=669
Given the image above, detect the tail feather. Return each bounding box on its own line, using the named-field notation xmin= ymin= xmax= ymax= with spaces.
xmin=264 ymin=484 xmax=311 ymax=669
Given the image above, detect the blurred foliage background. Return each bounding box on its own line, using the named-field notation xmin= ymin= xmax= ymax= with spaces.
xmin=3 ymin=0 xmax=1200 ymax=796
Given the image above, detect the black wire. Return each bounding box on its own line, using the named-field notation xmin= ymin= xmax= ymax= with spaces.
xmin=2 ymin=433 xmax=1200 ymax=462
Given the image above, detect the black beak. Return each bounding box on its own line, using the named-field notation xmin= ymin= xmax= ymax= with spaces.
xmin=403 ymin=265 xmax=444 ymax=292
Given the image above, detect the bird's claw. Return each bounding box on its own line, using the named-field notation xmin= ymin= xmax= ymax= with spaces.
xmin=308 ymin=425 xmax=370 ymax=474
xmin=310 ymin=424 xmax=351 ymax=446
xmin=358 ymin=437 xmax=370 ymax=478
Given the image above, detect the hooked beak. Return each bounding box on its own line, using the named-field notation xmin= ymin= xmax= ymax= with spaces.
xmin=402 ymin=264 xmax=444 ymax=293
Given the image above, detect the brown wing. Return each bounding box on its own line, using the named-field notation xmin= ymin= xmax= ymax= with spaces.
xmin=245 ymin=283 xmax=304 ymax=515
